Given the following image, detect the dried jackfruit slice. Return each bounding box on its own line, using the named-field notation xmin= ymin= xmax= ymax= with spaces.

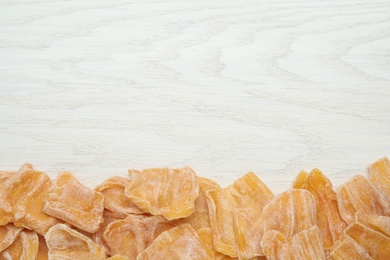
xmin=207 ymin=172 xmax=274 ymax=258
xmin=0 ymin=230 xmax=39 ymax=260
xmin=43 ymin=171 xmax=104 ymax=233
xmin=336 ymin=175 xmax=389 ymax=225
xmin=177 ymin=176 xmax=220 ymax=230
xmin=330 ymin=235 xmax=374 ymax=260
xmin=107 ymin=255 xmax=130 ymax=260
xmin=369 ymin=157 xmax=390 ymax=203
xmin=196 ymin=228 xmax=238 ymax=260
xmin=95 ymin=176 xmax=144 ymax=216
xmin=261 ymin=188 xmax=316 ymax=238
xmin=292 ymin=170 xmax=309 ymax=189
xmin=260 ymin=226 xmax=326 ymax=260
xmin=137 ymin=224 xmax=213 ymax=260
xmin=0 ymin=224 xmax=22 ymax=252
xmin=125 ymin=167 xmax=199 ymax=220
xmin=45 ymin=224 xmax=106 ymax=260
xmin=0 ymin=164 xmax=60 ymax=235
xmin=293 ymin=169 xmax=347 ymax=249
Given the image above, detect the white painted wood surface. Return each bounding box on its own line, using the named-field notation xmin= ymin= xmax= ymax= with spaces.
xmin=0 ymin=0 xmax=389 ymax=194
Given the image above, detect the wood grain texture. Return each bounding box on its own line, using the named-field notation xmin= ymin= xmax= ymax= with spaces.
xmin=0 ymin=0 xmax=389 ymax=194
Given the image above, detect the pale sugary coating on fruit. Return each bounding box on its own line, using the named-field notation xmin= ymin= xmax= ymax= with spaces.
xmin=45 ymin=224 xmax=106 ymax=260
xmin=36 ymin=235 xmax=49 ymax=260
xmin=0 ymin=224 xmax=22 ymax=252
xmin=125 ymin=167 xmax=199 ymax=220
xmin=261 ymin=226 xmax=326 ymax=260
xmin=43 ymin=171 xmax=104 ymax=233
xmin=336 ymin=175 xmax=389 ymax=225
xmin=95 ymin=176 xmax=144 ymax=216
xmin=207 ymin=172 xmax=274 ymax=258
xmin=330 ymin=235 xmax=374 ymax=260
xmin=261 ymin=188 xmax=317 ymax=239
xmin=293 ymin=168 xmax=347 ymax=249
xmin=0 ymin=230 xmax=39 ymax=260
xmin=136 ymin=224 xmax=213 ymax=260
xmin=0 ymin=164 xmax=60 ymax=235
xmin=175 ymin=176 xmax=220 ymax=230
xmin=369 ymin=157 xmax=390 ymax=204
xmin=196 ymin=228 xmax=240 ymax=260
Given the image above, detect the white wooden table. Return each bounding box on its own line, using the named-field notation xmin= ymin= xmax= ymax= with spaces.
xmin=0 ymin=0 xmax=389 ymax=194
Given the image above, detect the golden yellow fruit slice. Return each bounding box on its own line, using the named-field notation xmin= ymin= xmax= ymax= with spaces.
xmin=369 ymin=157 xmax=390 ymax=203
xmin=137 ymin=224 xmax=213 ymax=260
xmin=45 ymin=224 xmax=106 ymax=260
xmin=0 ymin=224 xmax=22 ymax=252
xmin=125 ymin=167 xmax=199 ymax=220
xmin=0 ymin=230 xmax=39 ymax=260
xmin=43 ymin=171 xmax=104 ymax=233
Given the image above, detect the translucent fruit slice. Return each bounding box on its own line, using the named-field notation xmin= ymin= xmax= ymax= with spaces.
xmin=0 ymin=224 xmax=22 ymax=252
xmin=369 ymin=157 xmax=390 ymax=204
xmin=36 ymin=235 xmax=49 ymax=260
xmin=196 ymin=228 xmax=238 ymax=260
xmin=43 ymin=171 xmax=104 ymax=233
xmin=0 ymin=230 xmax=39 ymax=260
xmin=0 ymin=164 xmax=60 ymax=235
xmin=336 ymin=175 xmax=389 ymax=224
xmin=125 ymin=167 xmax=199 ymax=220
xmin=45 ymin=224 xmax=106 ymax=260
xmin=260 ymin=226 xmax=326 ymax=260
xmin=177 ymin=176 xmax=220 ymax=230
xmin=293 ymin=168 xmax=347 ymax=249
xmin=330 ymin=235 xmax=374 ymax=260
xmin=107 ymin=255 xmax=130 ymax=260
xmin=95 ymin=176 xmax=144 ymax=216
xmin=207 ymin=172 xmax=274 ymax=258
xmin=261 ymin=188 xmax=316 ymax=238
xmin=137 ymin=224 xmax=213 ymax=260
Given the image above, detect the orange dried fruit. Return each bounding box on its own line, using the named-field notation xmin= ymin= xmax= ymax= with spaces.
xmin=330 ymin=235 xmax=373 ymax=260
xmin=103 ymin=214 xmax=177 ymax=258
xmin=207 ymin=172 xmax=274 ymax=258
xmin=196 ymin=228 xmax=238 ymax=260
xmin=45 ymin=224 xmax=106 ymax=260
xmin=43 ymin=171 xmax=104 ymax=233
xmin=125 ymin=167 xmax=199 ymax=220
xmin=336 ymin=175 xmax=389 ymax=224
xmin=260 ymin=226 xmax=326 ymax=260
xmin=0 ymin=224 xmax=22 ymax=252
xmin=178 ymin=176 xmax=220 ymax=230
xmin=369 ymin=157 xmax=390 ymax=202
xmin=0 ymin=164 xmax=60 ymax=235
xmin=293 ymin=168 xmax=347 ymax=249
xmin=0 ymin=230 xmax=39 ymax=260
xmin=36 ymin=235 xmax=49 ymax=260
xmin=137 ymin=223 xmax=213 ymax=260
xmin=95 ymin=176 xmax=144 ymax=216
xmin=261 ymin=188 xmax=316 ymax=238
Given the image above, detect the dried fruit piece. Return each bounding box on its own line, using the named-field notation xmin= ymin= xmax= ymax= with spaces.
xmin=0 ymin=224 xmax=22 ymax=252
xmin=45 ymin=224 xmax=106 ymax=260
xmin=369 ymin=157 xmax=390 ymax=203
xmin=292 ymin=170 xmax=309 ymax=189
xmin=0 ymin=164 xmax=60 ymax=234
xmin=36 ymin=235 xmax=49 ymax=260
xmin=103 ymin=214 xmax=177 ymax=258
xmin=43 ymin=171 xmax=104 ymax=233
xmin=293 ymin=169 xmax=347 ymax=249
xmin=137 ymin=224 xmax=213 ymax=260
xmin=95 ymin=176 xmax=144 ymax=216
xmin=207 ymin=172 xmax=274 ymax=258
xmin=260 ymin=226 xmax=326 ymax=260
xmin=0 ymin=230 xmax=39 ymax=260
xmin=178 ymin=176 xmax=220 ymax=230
xmin=261 ymin=188 xmax=316 ymax=238
xmin=196 ymin=228 xmax=238 ymax=260
xmin=125 ymin=167 xmax=199 ymax=220
xmin=336 ymin=175 xmax=389 ymax=224
xmin=330 ymin=235 xmax=373 ymax=260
